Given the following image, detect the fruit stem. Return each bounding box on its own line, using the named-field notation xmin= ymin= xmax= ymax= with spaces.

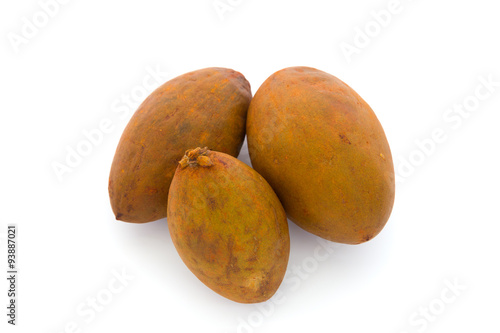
xmin=179 ymin=147 xmax=213 ymax=169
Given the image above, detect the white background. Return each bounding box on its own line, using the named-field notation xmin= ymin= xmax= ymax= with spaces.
xmin=1 ymin=0 xmax=499 ymax=332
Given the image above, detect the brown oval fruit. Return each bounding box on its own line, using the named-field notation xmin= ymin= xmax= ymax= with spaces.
xmin=109 ymin=68 xmax=251 ymax=223
xmin=167 ymin=148 xmax=290 ymax=303
xmin=247 ymin=66 xmax=395 ymax=244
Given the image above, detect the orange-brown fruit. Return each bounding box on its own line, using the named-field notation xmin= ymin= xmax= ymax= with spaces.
xmin=109 ymin=67 xmax=251 ymax=223
xmin=167 ymin=148 xmax=290 ymax=303
xmin=246 ymin=67 xmax=395 ymax=244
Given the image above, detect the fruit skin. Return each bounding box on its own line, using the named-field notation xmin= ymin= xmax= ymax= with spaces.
xmin=246 ymin=66 xmax=395 ymax=244
xmin=109 ymin=67 xmax=251 ymax=223
xmin=167 ymin=148 xmax=290 ymax=303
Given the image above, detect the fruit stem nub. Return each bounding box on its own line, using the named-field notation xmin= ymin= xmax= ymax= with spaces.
xmin=179 ymin=147 xmax=213 ymax=169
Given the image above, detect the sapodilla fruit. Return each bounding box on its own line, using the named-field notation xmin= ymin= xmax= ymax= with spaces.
xmin=167 ymin=147 xmax=290 ymax=303
xmin=109 ymin=68 xmax=251 ymax=223
xmin=246 ymin=66 xmax=395 ymax=244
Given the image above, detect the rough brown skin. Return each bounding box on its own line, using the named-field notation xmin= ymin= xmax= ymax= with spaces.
xmin=246 ymin=67 xmax=395 ymax=244
xmin=167 ymin=148 xmax=290 ymax=303
xmin=109 ymin=68 xmax=251 ymax=223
